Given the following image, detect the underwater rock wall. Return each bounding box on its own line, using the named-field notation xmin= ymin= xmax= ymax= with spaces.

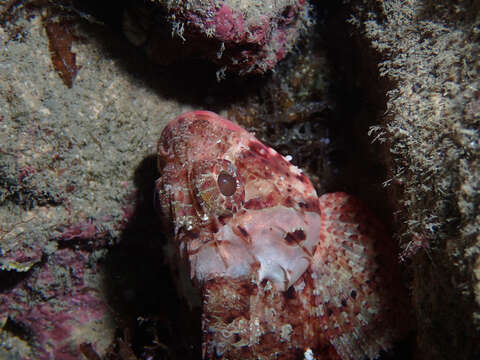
xmin=0 ymin=0 xmax=479 ymax=359
xmin=351 ymin=1 xmax=480 ymax=359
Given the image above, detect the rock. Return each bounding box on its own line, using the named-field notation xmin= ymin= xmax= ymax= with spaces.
xmin=123 ymin=0 xmax=313 ymax=76
xmin=349 ymin=1 xmax=480 ymax=359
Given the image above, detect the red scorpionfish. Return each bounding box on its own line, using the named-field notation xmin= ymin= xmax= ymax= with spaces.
xmin=155 ymin=111 xmax=407 ymax=360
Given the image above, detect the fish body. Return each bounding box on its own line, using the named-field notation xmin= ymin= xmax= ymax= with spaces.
xmin=155 ymin=111 xmax=405 ymax=359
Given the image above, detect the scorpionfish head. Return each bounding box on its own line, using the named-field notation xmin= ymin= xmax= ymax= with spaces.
xmin=156 ymin=111 xmax=322 ymax=291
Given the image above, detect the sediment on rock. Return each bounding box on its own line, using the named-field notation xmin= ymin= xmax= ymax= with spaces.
xmin=349 ymin=1 xmax=480 ymax=359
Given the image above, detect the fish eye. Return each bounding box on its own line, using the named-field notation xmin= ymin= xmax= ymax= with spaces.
xmin=191 ymin=159 xmax=244 ymax=217
xmin=217 ymin=171 xmax=236 ymax=196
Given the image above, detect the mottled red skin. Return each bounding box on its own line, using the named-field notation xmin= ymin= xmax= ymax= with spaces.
xmin=156 ymin=111 xmax=406 ymax=359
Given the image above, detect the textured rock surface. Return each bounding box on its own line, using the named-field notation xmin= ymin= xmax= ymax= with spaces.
xmin=124 ymin=0 xmax=312 ymax=76
xmin=0 ymin=2 xmax=191 ymax=358
xmin=0 ymin=249 xmax=114 ymax=359
xmin=0 ymin=0 xmax=478 ymax=359
xmin=349 ymin=1 xmax=480 ymax=359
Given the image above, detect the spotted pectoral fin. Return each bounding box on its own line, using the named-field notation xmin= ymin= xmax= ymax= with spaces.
xmin=311 ymin=192 xmax=407 ymax=360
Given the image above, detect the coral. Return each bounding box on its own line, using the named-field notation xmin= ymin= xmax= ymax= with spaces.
xmin=156 ymin=111 xmax=408 ymax=359
xmin=124 ymin=0 xmax=313 ymax=75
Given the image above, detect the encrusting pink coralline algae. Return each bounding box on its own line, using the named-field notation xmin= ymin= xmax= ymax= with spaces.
xmin=125 ymin=0 xmax=312 ymax=75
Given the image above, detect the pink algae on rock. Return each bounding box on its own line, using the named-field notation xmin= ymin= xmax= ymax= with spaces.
xmin=213 ymin=4 xmax=246 ymax=42
xmin=126 ymin=0 xmax=312 ymax=75
xmin=0 ymin=249 xmax=114 ymax=359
